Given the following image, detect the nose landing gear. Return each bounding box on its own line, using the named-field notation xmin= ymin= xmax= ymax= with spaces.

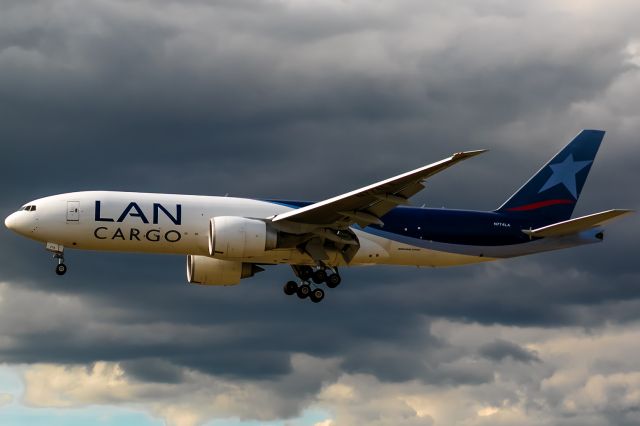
xmin=46 ymin=242 xmax=67 ymax=276
xmin=55 ymin=257 xmax=67 ymax=275
xmin=283 ymin=265 xmax=340 ymax=303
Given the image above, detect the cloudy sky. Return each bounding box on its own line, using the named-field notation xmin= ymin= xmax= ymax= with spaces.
xmin=1 ymin=0 xmax=639 ymax=425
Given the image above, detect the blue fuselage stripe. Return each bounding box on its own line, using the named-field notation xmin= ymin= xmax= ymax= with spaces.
xmin=264 ymin=200 xmax=601 ymax=258
xmin=266 ymin=199 xmax=543 ymax=246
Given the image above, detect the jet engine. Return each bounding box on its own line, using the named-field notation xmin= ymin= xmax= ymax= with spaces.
xmin=209 ymin=216 xmax=277 ymax=260
xmin=187 ymin=255 xmax=263 ymax=286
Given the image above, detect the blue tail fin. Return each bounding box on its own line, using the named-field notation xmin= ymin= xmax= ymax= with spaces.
xmin=495 ymin=129 xmax=604 ymax=224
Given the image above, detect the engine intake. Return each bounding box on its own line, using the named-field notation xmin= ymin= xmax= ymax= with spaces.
xmin=187 ymin=255 xmax=263 ymax=286
xmin=209 ymin=216 xmax=277 ymax=260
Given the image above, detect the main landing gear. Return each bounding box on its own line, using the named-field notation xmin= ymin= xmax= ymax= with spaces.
xmin=46 ymin=242 xmax=67 ymax=276
xmin=283 ymin=265 xmax=341 ymax=303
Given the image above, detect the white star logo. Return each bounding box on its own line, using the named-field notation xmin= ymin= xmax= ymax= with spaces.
xmin=538 ymin=154 xmax=592 ymax=198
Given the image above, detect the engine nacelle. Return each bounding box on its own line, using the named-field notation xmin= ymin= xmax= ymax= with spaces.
xmin=209 ymin=216 xmax=277 ymax=260
xmin=187 ymin=255 xmax=261 ymax=286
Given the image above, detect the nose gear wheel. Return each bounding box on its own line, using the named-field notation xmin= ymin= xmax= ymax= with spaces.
xmin=46 ymin=243 xmax=67 ymax=276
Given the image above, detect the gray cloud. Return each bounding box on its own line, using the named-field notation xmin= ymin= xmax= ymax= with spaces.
xmin=119 ymin=358 xmax=186 ymax=384
xmin=479 ymin=339 xmax=540 ymax=364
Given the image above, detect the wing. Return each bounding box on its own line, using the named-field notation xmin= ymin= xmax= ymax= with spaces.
xmin=523 ymin=209 xmax=634 ymax=238
xmin=271 ymin=150 xmax=487 ymax=228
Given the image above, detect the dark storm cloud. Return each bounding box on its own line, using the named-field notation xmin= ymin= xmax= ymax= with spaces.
xmin=479 ymin=339 xmax=540 ymax=364
xmin=0 ymin=0 xmax=635 ymax=203
xmin=116 ymin=359 xmax=186 ymax=384
xmin=1 ymin=3 xmax=639 ymax=421
xmin=0 ymin=249 xmax=633 ymax=386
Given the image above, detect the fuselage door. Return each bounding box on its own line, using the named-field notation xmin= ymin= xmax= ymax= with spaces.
xmin=66 ymin=201 xmax=80 ymax=222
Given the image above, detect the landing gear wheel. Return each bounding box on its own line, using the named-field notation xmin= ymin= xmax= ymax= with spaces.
xmin=283 ymin=281 xmax=298 ymax=296
xmin=312 ymin=269 xmax=327 ymax=284
xmin=326 ymin=273 xmax=341 ymax=288
xmin=309 ymin=288 xmax=325 ymax=303
xmin=298 ymin=266 xmax=313 ymax=281
xmin=55 ymin=263 xmax=67 ymax=276
xmin=297 ymin=284 xmax=311 ymax=299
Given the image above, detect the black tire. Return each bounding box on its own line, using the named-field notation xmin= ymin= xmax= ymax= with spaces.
xmin=55 ymin=263 xmax=67 ymax=276
xmin=310 ymin=288 xmax=325 ymax=303
xmin=326 ymin=273 xmax=341 ymax=288
xmin=298 ymin=266 xmax=313 ymax=281
xmin=312 ymin=269 xmax=327 ymax=284
xmin=283 ymin=281 xmax=298 ymax=295
xmin=297 ymin=284 xmax=311 ymax=299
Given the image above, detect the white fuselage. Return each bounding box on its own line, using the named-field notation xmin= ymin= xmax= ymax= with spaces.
xmin=5 ymin=191 xmax=490 ymax=268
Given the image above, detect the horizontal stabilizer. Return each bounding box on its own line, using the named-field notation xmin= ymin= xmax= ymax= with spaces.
xmin=523 ymin=209 xmax=634 ymax=238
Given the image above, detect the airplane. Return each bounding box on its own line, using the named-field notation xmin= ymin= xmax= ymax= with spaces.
xmin=4 ymin=129 xmax=633 ymax=303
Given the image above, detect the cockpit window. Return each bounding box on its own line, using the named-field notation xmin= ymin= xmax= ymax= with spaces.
xmin=20 ymin=205 xmax=36 ymax=212
xmin=29 ymin=205 xmax=36 ymax=211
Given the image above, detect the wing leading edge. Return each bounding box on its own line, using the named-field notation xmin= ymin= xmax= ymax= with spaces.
xmin=271 ymin=150 xmax=487 ymax=228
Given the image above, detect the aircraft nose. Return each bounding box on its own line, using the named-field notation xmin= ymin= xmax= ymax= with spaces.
xmin=4 ymin=212 xmax=18 ymax=230
xmin=4 ymin=211 xmax=35 ymax=236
